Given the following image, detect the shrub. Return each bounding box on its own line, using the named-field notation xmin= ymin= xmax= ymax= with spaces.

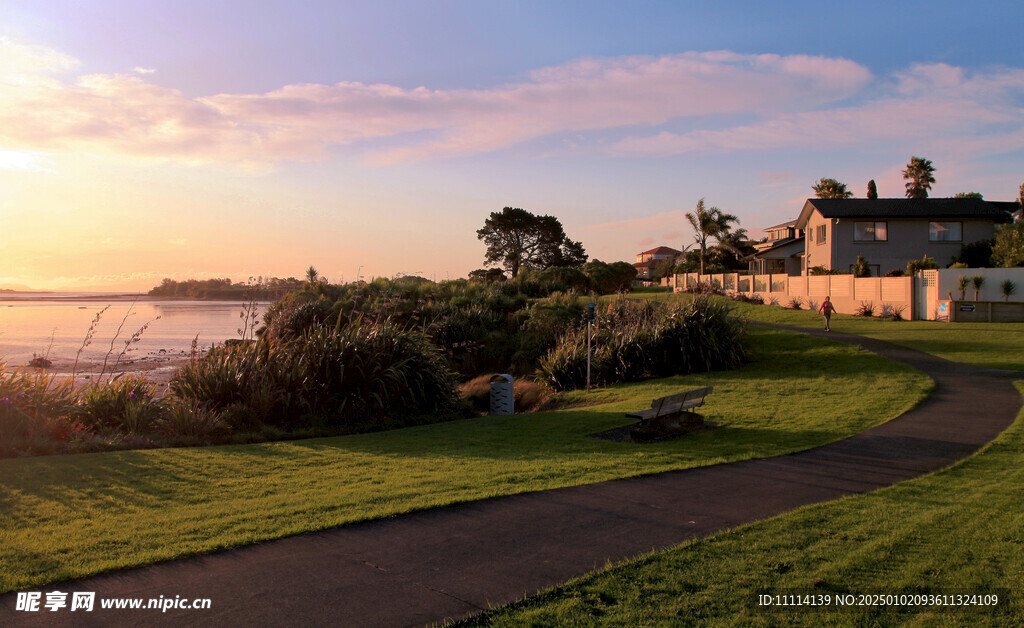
xmin=855 ymin=301 xmax=875 ymax=317
xmin=906 ymin=255 xmax=940 ymax=275
xmin=957 ymin=275 xmax=970 ymax=300
xmin=885 ymin=269 xmax=905 ymax=277
xmin=76 ymin=375 xmax=162 ymax=434
xmin=158 ymin=401 xmax=228 ymax=442
xmin=174 ymin=322 xmax=460 ymax=432
xmin=787 ymin=297 xmax=804 ymax=310
xmin=1001 ymin=279 xmax=1017 ymax=302
xmin=685 ymin=280 xmax=723 ymax=295
xmin=537 ymin=296 xmax=747 ymax=391
xmin=807 ymin=299 xmax=819 ymax=312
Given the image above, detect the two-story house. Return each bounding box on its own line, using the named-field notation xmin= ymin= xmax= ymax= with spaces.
xmin=795 ymin=198 xmax=1016 ymax=276
xmin=748 ymin=220 xmax=804 ymax=276
xmin=633 ymin=246 xmax=682 ymax=279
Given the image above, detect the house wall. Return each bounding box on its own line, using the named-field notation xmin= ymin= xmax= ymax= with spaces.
xmin=802 ymin=211 xmax=833 ymax=273
xmin=831 ymin=218 xmax=997 ymax=275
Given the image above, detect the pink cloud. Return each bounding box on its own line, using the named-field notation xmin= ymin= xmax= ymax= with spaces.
xmin=0 ymin=40 xmax=872 ymax=167
xmin=2 ymin=38 xmax=1021 ymax=172
xmin=613 ymin=63 xmax=1024 ymax=158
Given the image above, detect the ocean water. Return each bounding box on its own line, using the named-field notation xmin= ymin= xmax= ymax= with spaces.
xmin=0 ymin=294 xmax=265 ymax=368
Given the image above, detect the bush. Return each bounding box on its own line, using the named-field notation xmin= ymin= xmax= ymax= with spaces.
xmin=537 ymin=296 xmax=747 ymax=391
xmin=885 ymin=269 xmax=906 ymax=277
xmin=787 ymin=298 xmax=804 ymax=310
xmin=855 ymin=301 xmax=875 ymax=317
xmin=173 ymin=321 xmax=460 ymax=432
xmin=906 ymin=255 xmax=940 ymax=275
xmin=76 ymin=375 xmax=162 ymax=434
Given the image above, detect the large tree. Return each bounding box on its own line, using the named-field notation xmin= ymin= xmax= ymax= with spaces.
xmin=867 ymin=179 xmax=878 ymax=199
xmin=903 ymin=156 xmax=936 ymax=198
xmin=685 ymin=198 xmax=740 ymax=275
xmin=992 ymin=221 xmax=1024 ymax=267
xmin=812 ymin=178 xmax=854 ymax=199
xmin=477 ymin=207 xmax=587 ymax=278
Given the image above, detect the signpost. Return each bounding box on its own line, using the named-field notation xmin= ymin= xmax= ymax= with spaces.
xmin=586 ymin=303 xmax=596 ymax=392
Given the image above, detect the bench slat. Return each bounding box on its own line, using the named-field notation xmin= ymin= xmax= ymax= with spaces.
xmin=629 ymin=387 xmax=713 ymax=422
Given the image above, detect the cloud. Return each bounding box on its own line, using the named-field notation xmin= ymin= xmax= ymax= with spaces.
xmin=586 ymin=210 xmax=687 ymax=233
xmin=1 ymin=38 xmax=1022 ymax=170
xmin=0 ymin=40 xmax=872 ymax=167
xmin=612 ymin=63 xmax=1024 ymax=158
xmin=0 ymin=148 xmax=55 ymax=173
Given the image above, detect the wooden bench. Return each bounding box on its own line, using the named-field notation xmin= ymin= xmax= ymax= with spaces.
xmin=626 ymin=386 xmax=713 ymax=424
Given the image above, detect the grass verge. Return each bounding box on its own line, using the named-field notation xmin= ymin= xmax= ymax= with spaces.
xmin=463 ymin=381 xmax=1024 ymax=627
xmin=0 ymin=326 xmax=929 ymax=592
xmin=607 ymin=292 xmax=1024 ymax=371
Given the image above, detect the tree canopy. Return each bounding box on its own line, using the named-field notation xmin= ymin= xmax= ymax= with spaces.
xmin=812 ymin=178 xmax=854 ymax=199
xmin=582 ymin=260 xmax=637 ymax=293
xmin=477 ymin=207 xmax=588 ymax=278
xmin=867 ymin=179 xmax=878 ymax=199
xmin=953 ymin=192 xmax=984 ymax=199
xmin=992 ymin=221 xmax=1024 ymax=267
xmin=903 ymin=156 xmax=936 ymax=198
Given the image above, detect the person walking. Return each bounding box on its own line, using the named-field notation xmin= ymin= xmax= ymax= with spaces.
xmin=818 ymin=296 xmax=836 ymax=332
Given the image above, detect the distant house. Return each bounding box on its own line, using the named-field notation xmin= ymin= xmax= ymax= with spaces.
xmin=794 ymin=198 xmax=1016 ymax=276
xmin=748 ymin=220 xmax=804 ymax=276
xmin=633 ymin=246 xmax=682 ymax=280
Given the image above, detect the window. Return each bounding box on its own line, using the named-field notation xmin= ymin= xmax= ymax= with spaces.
xmin=816 ymin=225 xmax=827 ymax=243
xmin=929 ymin=221 xmax=962 ymax=242
xmin=854 ymin=221 xmax=888 ymax=241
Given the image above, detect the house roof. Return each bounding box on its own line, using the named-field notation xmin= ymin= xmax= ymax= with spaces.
xmin=632 ymin=260 xmax=662 ymax=268
xmin=638 ymin=246 xmax=681 ymax=256
xmin=764 ymin=219 xmax=797 ymax=231
xmin=795 ymin=198 xmax=1016 ymax=229
xmin=749 ymin=237 xmax=804 ymax=259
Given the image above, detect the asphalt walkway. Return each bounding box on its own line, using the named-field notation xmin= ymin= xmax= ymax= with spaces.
xmin=2 ymin=324 xmax=1021 ymax=627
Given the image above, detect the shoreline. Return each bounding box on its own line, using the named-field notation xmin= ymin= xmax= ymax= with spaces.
xmin=5 ymin=349 xmax=205 ymax=391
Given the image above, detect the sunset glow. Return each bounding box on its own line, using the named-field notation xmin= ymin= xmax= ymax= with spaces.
xmin=2 ymin=2 xmax=1023 ymax=290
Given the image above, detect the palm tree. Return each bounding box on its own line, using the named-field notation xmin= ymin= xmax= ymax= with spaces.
xmin=685 ymin=198 xmax=740 ymax=274
xmin=812 ymin=178 xmax=854 ymax=199
xmin=903 ymin=156 xmax=936 ymax=198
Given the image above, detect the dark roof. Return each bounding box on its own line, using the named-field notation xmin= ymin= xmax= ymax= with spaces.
xmin=796 ymin=198 xmax=1016 ymax=229
xmin=638 ymin=246 xmax=681 ymax=256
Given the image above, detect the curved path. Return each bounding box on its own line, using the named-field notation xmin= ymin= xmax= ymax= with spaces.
xmin=2 ymin=325 xmax=1021 ymax=627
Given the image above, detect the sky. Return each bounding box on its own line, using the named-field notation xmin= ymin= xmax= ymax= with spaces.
xmin=1 ymin=0 xmax=1023 ymax=291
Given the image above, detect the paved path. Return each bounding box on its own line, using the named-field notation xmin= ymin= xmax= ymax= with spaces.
xmin=2 ymin=325 xmax=1021 ymax=627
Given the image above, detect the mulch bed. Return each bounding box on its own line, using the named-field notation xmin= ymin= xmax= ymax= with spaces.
xmin=588 ymin=413 xmax=718 ymax=443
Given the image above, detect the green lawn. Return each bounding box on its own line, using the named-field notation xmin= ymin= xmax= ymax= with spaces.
xmin=464 ymin=382 xmax=1024 ymax=627
xmin=604 ymin=292 xmax=1024 ymax=371
xmin=726 ymin=299 xmax=1024 ymax=371
xmin=0 ymin=326 xmax=929 ymax=592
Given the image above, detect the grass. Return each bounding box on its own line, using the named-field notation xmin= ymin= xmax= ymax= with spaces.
xmin=463 ymin=382 xmax=1024 ymax=627
xmin=0 ymin=326 xmax=930 ymax=592
xmin=611 ymin=292 xmax=1024 ymax=371
xmin=725 ymin=299 xmax=1024 ymax=371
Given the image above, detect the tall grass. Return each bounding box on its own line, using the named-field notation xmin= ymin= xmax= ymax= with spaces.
xmin=537 ymin=295 xmax=747 ymax=391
